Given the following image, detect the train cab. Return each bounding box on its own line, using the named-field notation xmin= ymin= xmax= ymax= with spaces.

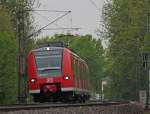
xmin=27 ymin=42 xmax=90 ymax=102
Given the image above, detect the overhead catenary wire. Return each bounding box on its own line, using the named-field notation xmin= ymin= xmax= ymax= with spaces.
xmin=43 ymin=28 xmax=81 ymax=31
xmin=88 ymin=0 xmax=101 ymax=37
xmin=27 ymin=9 xmax=70 ymax=13
xmin=27 ymin=11 xmax=71 ymax=38
xmin=88 ymin=0 xmax=100 ymax=11
xmin=34 ymin=11 xmax=80 ymax=34
xmin=34 ymin=11 xmax=61 ymax=27
xmin=29 ymin=0 xmax=36 ymax=6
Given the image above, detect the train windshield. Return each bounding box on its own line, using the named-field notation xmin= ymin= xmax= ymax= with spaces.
xmin=34 ymin=48 xmax=62 ymax=77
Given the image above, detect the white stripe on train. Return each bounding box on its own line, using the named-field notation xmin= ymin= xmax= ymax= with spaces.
xmin=29 ymin=88 xmax=89 ymax=94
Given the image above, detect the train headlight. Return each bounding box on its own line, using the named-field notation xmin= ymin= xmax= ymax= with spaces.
xmin=46 ymin=47 xmax=50 ymax=50
xmin=31 ymin=78 xmax=36 ymax=83
xmin=64 ymin=76 xmax=69 ymax=80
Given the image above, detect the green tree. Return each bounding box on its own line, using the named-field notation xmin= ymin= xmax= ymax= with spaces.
xmin=0 ymin=7 xmax=17 ymax=104
xmin=103 ymin=0 xmax=148 ymax=100
xmin=0 ymin=0 xmax=36 ymax=103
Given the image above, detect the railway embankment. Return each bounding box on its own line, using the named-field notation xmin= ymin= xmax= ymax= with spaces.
xmin=0 ymin=102 xmax=144 ymax=114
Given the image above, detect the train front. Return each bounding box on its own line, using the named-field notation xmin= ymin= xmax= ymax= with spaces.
xmin=27 ymin=46 xmax=63 ymax=102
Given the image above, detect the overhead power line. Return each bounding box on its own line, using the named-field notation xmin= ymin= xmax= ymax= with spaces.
xmin=88 ymin=0 xmax=100 ymax=11
xmin=33 ymin=9 xmax=77 ymax=34
xmin=28 ymin=11 xmax=71 ymax=38
xmin=34 ymin=11 xmax=61 ymax=27
xmin=43 ymin=28 xmax=81 ymax=31
xmin=27 ymin=9 xmax=69 ymax=13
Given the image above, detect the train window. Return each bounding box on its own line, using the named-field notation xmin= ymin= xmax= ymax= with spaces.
xmin=81 ymin=64 xmax=84 ymax=79
xmin=82 ymin=63 xmax=84 ymax=79
xmin=84 ymin=66 xmax=86 ymax=78
xmin=72 ymin=58 xmax=76 ymax=77
xmin=78 ymin=61 xmax=81 ymax=79
xmin=77 ymin=60 xmax=81 ymax=78
xmin=75 ymin=59 xmax=78 ymax=77
xmin=76 ymin=60 xmax=78 ymax=77
xmin=34 ymin=49 xmax=62 ymax=77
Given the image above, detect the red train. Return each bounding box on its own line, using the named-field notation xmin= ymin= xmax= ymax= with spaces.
xmin=27 ymin=42 xmax=90 ymax=102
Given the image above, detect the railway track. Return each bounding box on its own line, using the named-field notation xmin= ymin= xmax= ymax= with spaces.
xmin=0 ymin=101 xmax=127 ymax=112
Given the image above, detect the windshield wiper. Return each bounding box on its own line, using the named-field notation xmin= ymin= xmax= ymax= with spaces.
xmin=38 ymin=67 xmax=61 ymax=71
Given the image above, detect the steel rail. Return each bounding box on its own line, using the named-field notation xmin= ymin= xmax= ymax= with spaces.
xmin=0 ymin=102 xmax=128 ymax=112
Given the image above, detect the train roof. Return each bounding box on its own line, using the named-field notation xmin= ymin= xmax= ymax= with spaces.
xmin=65 ymin=48 xmax=87 ymax=65
xmin=29 ymin=46 xmax=87 ymax=65
xmin=33 ymin=46 xmax=63 ymax=52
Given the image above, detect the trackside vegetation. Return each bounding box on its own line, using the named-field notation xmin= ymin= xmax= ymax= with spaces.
xmin=102 ymin=0 xmax=149 ymax=100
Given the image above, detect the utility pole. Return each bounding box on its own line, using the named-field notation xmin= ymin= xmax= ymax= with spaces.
xmin=15 ymin=0 xmax=71 ymax=103
xmin=16 ymin=0 xmax=27 ymax=103
xmin=142 ymin=52 xmax=149 ymax=109
xmin=143 ymin=0 xmax=150 ymax=109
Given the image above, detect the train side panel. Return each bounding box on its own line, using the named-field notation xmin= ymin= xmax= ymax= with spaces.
xmin=61 ymin=48 xmax=73 ymax=91
xmin=27 ymin=51 xmax=40 ymax=93
xmin=70 ymin=53 xmax=90 ymax=96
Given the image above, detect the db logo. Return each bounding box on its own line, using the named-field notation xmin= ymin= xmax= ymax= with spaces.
xmin=47 ymin=78 xmax=53 ymax=83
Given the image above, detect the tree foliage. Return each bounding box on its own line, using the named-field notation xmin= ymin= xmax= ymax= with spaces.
xmin=103 ymin=0 xmax=149 ymax=100
xmin=0 ymin=0 xmax=35 ymax=53
xmin=0 ymin=7 xmax=17 ymax=104
xmin=0 ymin=0 xmax=35 ymax=103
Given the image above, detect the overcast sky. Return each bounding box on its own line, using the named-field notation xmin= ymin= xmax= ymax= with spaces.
xmin=34 ymin=0 xmax=104 ymax=38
